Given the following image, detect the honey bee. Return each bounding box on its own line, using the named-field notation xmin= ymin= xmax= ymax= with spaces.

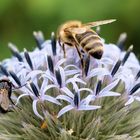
xmin=58 ymin=19 xmax=116 ymax=62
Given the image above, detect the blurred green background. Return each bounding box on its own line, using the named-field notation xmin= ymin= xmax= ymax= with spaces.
xmin=0 ymin=0 xmax=140 ymax=60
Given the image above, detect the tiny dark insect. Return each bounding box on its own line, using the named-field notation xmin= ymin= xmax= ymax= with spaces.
xmin=0 ymin=78 xmax=23 ymax=113
xmin=0 ymin=79 xmax=13 ymax=113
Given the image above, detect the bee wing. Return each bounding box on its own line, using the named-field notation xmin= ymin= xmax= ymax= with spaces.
xmin=82 ymin=19 xmax=116 ymax=28
xmin=65 ymin=27 xmax=87 ymax=34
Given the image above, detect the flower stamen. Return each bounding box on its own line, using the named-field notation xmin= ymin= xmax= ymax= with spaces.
xmin=9 ymin=71 xmax=21 ymax=87
xmin=33 ymin=31 xmax=45 ymax=50
xmin=96 ymin=80 xmax=102 ymax=95
xmin=117 ymin=32 xmax=127 ymax=49
xmin=8 ymin=43 xmax=23 ymax=62
xmin=51 ymin=32 xmax=57 ymax=56
xmin=74 ymin=92 xmax=79 ymax=108
xmin=47 ymin=55 xmax=54 ymax=74
xmin=84 ymin=55 xmax=90 ymax=76
xmin=111 ymin=60 xmax=121 ymax=77
xmin=30 ymin=82 xmax=40 ymax=97
xmin=0 ymin=64 xmax=9 ymax=76
xmin=55 ymin=69 xmax=62 ymax=88
xmin=130 ymin=83 xmax=140 ymax=95
xmin=135 ymin=70 xmax=140 ymax=80
xmin=24 ymin=49 xmax=33 ymax=70
xmin=122 ymin=45 xmax=133 ymax=65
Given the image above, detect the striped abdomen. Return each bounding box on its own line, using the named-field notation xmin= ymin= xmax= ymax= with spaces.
xmin=75 ymin=30 xmax=103 ymax=59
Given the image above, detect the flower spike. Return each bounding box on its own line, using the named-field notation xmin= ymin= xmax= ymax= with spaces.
xmin=1 ymin=27 xmax=140 ymax=139
xmin=55 ymin=69 xmax=62 ymax=88
xmin=47 ymin=55 xmax=54 ymax=74
xmin=130 ymin=83 xmax=140 ymax=95
xmin=9 ymin=71 xmax=21 ymax=86
xmin=74 ymin=92 xmax=79 ymax=108
xmin=8 ymin=43 xmax=23 ymax=62
xmin=51 ymin=32 xmax=57 ymax=56
xmin=0 ymin=64 xmax=9 ymax=76
xmin=33 ymin=31 xmax=45 ymax=50
xmin=24 ymin=49 xmax=33 ymax=70
xmin=117 ymin=32 xmax=127 ymax=49
xmin=29 ymin=81 xmax=39 ymax=97
xmin=122 ymin=45 xmax=133 ymax=65
xmin=96 ymin=80 xmax=102 ymax=95
xmin=111 ymin=60 xmax=121 ymax=77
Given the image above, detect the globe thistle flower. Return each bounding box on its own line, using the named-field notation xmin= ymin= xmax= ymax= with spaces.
xmin=56 ymin=88 xmax=101 ymax=118
xmin=0 ymin=30 xmax=140 ymax=140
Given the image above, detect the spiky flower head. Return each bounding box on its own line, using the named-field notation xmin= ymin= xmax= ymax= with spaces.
xmin=0 ymin=31 xmax=140 ymax=140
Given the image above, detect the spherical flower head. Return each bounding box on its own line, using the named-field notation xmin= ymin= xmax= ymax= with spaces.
xmin=0 ymin=31 xmax=140 ymax=139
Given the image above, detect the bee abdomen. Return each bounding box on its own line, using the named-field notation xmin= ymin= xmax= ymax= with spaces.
xmin=84 ymin=41 xmax=103 ymax=59
xmin=76 ymin=31 xmax=96 ymax=43
xmin=80 ymin=35 xmax=101 ymax=47
xmin=75 ymin=30 xmax=103 ymax=59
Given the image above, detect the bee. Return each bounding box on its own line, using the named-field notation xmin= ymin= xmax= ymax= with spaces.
xmin=58 ymin=19 xmax=116 ymax=65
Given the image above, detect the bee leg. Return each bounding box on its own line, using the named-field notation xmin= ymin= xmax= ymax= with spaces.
xmin=83 ymin=55 xmax=90 ymax=77
xmin=8 ymin=93 xmax=18 ymax=109
xmin=10 ymin=98 xmax=15 ymax=105
xmin=11 ymin=82 xmax=28 ymax=90
xmin=58 ymin=37 xmax=61 ymax=47
xmin=75 ymin=45 xmax=84 ymax=75
xmin=9 ymin=98 xmax=22 ymax=110
xmin=62 ymin=43 xmax=66 ymax=58
xmin=58 ymin=37 xmax=66 ymax=58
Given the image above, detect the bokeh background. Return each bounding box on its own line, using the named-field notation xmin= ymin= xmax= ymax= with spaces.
xmin=0 ymin=0 xmax=140 ymax=60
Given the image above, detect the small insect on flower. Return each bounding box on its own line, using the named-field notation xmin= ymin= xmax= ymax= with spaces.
xmin=0 ymin=77 xmax=26 ymax=113
xmin=57 ymin=19 xmax=116 ymax=68
xmin=40 ymin=120 xmax=48 ymax=129
xmin=0 ymin=78 xmax=14 ymax=113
